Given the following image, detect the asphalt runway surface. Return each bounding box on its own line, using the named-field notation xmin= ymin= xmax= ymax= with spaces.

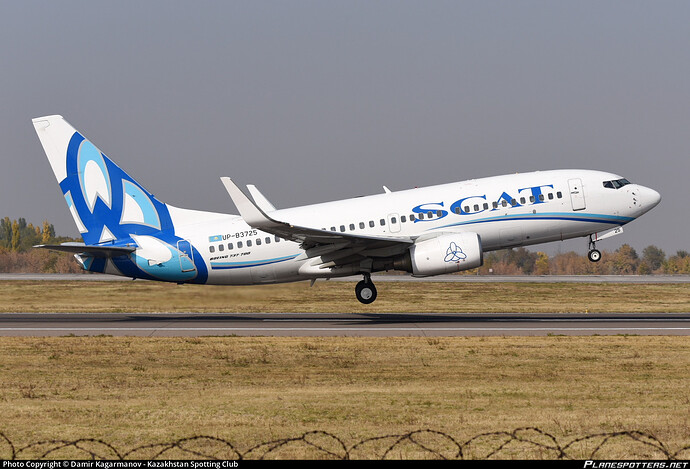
xmin=1 ymin=312 xmax=690 ymax=337
xmin=2 ymin=275 xmax=688 ymax=337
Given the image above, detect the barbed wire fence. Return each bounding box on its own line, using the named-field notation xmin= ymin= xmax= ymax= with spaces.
xmin=2 ymin=428 xmax=689 ymax=460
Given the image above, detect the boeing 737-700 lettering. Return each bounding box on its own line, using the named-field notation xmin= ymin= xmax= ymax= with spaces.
xmin=32 ymin=115 xmax=661 ymax=303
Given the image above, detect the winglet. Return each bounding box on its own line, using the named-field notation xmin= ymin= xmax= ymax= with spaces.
xmin=247 ymin=184 xmax=277 ymax=212
xmin=220 ymin=177 xmax=285 ymax=229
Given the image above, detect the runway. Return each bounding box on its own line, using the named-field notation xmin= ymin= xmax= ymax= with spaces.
xmin=1 ymin=312 xmax=689 ymax=337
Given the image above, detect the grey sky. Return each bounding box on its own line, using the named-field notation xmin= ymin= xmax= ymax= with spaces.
xmin=1 ymin=1 xmax=688 ymax=256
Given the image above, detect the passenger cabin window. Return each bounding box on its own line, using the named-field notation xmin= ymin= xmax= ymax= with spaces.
xmin=237 ymin=241 xmax=243 ymax=248
xmin=209 ymin=246 xmax=215 ymax=253
xmin=218 ymin=244 xmax=224 ymax=252
xmin=369 ymin=220 xmax=375 ymax=227
xmin=228 ymin=243 xmax=233 ymax=250
xmin=401 ymin=215 xmax=407 ymax=223
xmin=359 ymin=222 xmax=365 ymax=229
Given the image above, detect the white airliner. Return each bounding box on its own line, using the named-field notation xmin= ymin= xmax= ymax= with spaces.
xmin=33 ymin=115 xmax=661 ymax=303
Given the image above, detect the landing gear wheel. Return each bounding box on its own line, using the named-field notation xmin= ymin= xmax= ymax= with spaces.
xmin=355 ymin=280 xmax=377 ymax=304
xmin=588 ymin=249 xmax=602 ymax=263
xmin=587 ymin=235 xmax=602 ymax=263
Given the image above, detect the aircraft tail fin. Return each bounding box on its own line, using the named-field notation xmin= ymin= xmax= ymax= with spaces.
xmin=32 ymin=115 xmax=173 ymax=245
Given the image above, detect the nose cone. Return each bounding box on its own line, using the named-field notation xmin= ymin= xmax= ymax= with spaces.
xmin=643 ymin=186 xmax=662 ymax=208
xmin=635 ymin=185 xmax=661 ymax=215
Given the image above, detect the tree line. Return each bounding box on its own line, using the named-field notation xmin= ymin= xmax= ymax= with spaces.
xmin=0 ymin=216 xmax=688 ymax=274
xmin=477 ymin=244 xmax=690 ymax=275
xmin=0 ymin=217 xmax=82 ymax=273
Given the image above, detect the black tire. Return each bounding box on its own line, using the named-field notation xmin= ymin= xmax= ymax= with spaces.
xmin=588 ymin=249 xmax=602 ymax=263
xmin=355 ymin=280 xmax=377 ymax=304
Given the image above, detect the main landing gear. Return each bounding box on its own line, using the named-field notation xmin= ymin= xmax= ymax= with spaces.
xmin=588 ymin=235 xmax=601 ymax=263
xmin=355 ymin=273 xmax=378 ymax=304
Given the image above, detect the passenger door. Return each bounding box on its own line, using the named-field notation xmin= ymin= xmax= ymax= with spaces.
xmin=568 ymin=178 xmax=586 ymax=211
xmin=176 ymin=239 xmax=197 ymax=273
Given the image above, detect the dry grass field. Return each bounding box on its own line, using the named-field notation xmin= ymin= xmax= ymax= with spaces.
xmin=0 ymin=279 xmax=689 ymax=313
xmin=0 ymin=280 xmax=689 ymax=459
xmin=0 ymin=336 xmax=689 ymax=459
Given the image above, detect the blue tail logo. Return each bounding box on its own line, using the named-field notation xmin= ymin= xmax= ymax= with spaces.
xmin=57 ymin=131 xmax=207 ymax=283
xmin=60 ymin=132 xmax=171 ymax=245
xmin=33 ymin=115 xmax=208 ymax=283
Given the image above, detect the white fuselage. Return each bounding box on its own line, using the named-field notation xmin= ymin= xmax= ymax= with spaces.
xmin=170 ymin=169 xmax=660 ymax=285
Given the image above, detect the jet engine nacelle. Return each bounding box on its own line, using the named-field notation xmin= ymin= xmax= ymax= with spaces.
xmin=409 ymin=232 xmax=483 ymax=276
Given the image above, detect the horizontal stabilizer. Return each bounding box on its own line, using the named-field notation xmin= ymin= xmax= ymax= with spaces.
xmin=35 ymin=243 xmax=135 ymax=258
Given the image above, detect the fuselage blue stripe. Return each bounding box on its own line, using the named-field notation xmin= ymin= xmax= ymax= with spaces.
xmin=210 ymin=254 xmax=299 ymax=270
xmin=432 ymin=212 xmax=634 ymax=231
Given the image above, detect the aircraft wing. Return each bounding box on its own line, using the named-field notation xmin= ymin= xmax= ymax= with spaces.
xmin=35 ymin=243 xmax=135 ymax=258
xmin=221 ymin=177 xmax=413 ymax=253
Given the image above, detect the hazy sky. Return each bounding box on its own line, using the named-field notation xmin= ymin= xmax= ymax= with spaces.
xmin=1 ymin=1 xmax=688 ymax=256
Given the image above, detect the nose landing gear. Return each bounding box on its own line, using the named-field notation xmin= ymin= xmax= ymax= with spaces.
xmin=355 ymin=273 xmax=378 ymax=304
xmin=588 ymin=235 xmax=601 ymax=263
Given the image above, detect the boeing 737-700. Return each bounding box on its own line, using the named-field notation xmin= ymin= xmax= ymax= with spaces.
xmin=32 ymin=115 xmax=661 ymax=303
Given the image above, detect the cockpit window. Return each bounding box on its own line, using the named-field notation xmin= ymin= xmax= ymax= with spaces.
xmin=603 ymin=178 xmax=631 ymax=189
